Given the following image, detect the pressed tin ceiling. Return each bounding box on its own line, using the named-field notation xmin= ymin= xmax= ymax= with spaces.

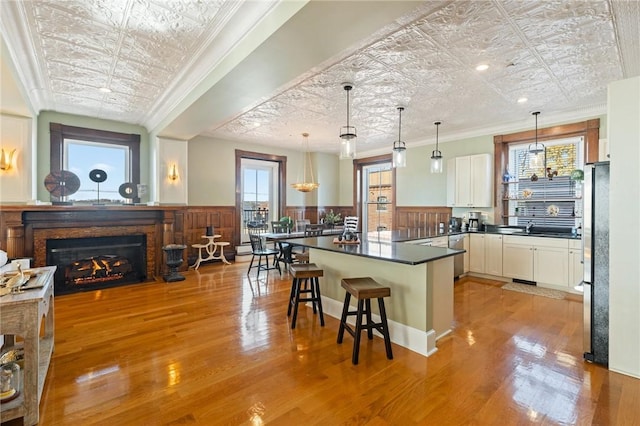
xmin=1 ymin=0 xmax=639 ymax=155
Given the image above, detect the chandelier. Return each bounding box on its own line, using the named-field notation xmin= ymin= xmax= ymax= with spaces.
xmin=392 ymin=106 xmax=406 ymax=168
xmin=339 ymin=83 xmax=356 ymax=159
xmin=291 ymin=132 xmax=319 ymax=193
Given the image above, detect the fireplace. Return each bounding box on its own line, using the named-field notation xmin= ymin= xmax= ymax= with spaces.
xmin=47 ymin=235 xmax=147 ymax=295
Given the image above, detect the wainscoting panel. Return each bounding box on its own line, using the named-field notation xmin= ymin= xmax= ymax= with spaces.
xmin=395 ymin=206 xmax=452 ymax=235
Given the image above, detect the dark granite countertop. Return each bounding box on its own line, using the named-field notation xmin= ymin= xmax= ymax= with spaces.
xmin=282 ymin=235 xmax=463 ymax=266
xmin=372 ymin=227 xmax=580 ymax=242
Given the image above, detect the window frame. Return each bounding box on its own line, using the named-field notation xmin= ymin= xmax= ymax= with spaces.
xmin=49 ymin=123 xmax=141 ymax=202
xmin=493 ymin=119 xmax=600 ymax=223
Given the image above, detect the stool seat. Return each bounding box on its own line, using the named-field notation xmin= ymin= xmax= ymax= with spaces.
xmin=294 ymin=251 xmax=310 ymax=263
xmin=192 ymin=243 xmax=207 ymax=248
xmin=338 ymin=277 xmax=393 ymax=365
xmin=289 ymin=263 xmax=323 ymax=279
xmin=341 ymin=277 xmax=390 ymax=299
xmin=287 ymin=263 xmax=324 ymax=329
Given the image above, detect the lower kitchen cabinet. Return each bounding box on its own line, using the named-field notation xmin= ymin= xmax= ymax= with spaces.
xmin=463 ymin=234 xmax=470 ymax=273
xmin=469 ymin=233 xmax=503 ymax=275
xmin=469 ymin=233 xmax=485 ymax=273
xmin=502 ymin=235 xmax=570 ymax=289
xmin=568 ymin=239 xmax=583 ymax=288
xmin=485 ymin=234 xmax=503 ymax=276
xmin=502 ymin=241 xmax=534 ymax=280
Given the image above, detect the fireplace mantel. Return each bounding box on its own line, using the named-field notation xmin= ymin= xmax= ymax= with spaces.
xmin=0 ymin=205 xmax=183 ymax=280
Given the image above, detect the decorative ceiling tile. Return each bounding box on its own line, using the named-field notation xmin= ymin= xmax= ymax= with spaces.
xmin=2 ymin=0 xmax=638 ymax=153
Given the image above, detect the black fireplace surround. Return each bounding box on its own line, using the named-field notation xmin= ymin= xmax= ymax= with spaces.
xmin=47 ymin=235 xmax=147 ymax=295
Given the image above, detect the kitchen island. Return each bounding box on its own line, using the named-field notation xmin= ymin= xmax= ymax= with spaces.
xmin=283 ymin=234 xmax=463 ymax=356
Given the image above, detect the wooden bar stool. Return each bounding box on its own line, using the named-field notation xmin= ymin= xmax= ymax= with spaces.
xmin=337 ymin=277 xmax=393 ymax=365
xmin=287 ymin=263 xmax=324 ymax=329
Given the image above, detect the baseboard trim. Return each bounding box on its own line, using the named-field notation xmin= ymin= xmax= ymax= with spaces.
xmin=320 ymin=296 xmax=437 ymax=357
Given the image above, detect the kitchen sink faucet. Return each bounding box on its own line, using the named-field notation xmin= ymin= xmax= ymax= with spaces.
xmin=526 ymin=221 xmax=535 ymax=233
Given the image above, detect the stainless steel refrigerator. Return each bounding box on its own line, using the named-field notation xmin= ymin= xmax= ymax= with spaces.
xmin=582 ymin=161 xmax=610 ymax=366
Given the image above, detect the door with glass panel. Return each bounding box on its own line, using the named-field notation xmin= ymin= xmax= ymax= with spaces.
xmin=240 ymin=159 xmax=280 ymax=244
xmin=361 ymin=162 xmax=394 ymax=233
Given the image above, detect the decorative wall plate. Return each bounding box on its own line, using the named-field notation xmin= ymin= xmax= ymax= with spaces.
xmin=44 ymin=170 xmax=80 ymax=197
xmin=118 ymin=182 xmax=137 ymax=199
xmin=89 ymin=169 xmax=107 ymax=183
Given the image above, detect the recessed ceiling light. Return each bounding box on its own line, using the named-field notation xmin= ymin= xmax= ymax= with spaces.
xmin=517 ymin=97 xmax=528 ymax=103
xmin=475 ymin=64 xmax=489 ymax=71
xmin=99 ymin=87 xmax=112 ymax=93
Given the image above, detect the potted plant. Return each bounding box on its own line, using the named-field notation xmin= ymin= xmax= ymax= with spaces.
xmin=279 ymin=216 xmax=294 ymax=233
xmin=322 ymin=210 xmax=342 ymax=229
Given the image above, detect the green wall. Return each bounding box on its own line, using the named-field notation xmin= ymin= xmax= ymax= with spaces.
xmin=36 ymin=111 xmax=150 ymax=201
xmin=188 ymin=135 xmax=345 ymax=207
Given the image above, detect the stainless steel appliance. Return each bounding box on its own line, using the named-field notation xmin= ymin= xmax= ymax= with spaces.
xmin=448 ymin=234 xmax=464 ymax=278
xmin=449 ymin=217 xmax=462 ymax=232
xmin=582 ymin=161 xmax=610 ymax=366
xmin=468 ymin=211 xmax=481 ymax=231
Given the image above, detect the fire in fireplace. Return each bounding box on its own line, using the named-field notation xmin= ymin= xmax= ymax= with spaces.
xmin=47 ymin=235 xmax=146 ymax=295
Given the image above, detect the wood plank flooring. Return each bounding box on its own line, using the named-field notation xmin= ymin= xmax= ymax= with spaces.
xmin=4 ymin=263 xmax=639 ymax=425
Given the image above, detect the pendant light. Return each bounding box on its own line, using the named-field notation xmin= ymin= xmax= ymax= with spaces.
xmin=291 ymin=132 xmax=319 ymax=193
xmin=339 ymin=83 xmax=356 ymax=159
xmin=528 ymin=111 xmax=545 ymax=169
xmin=430 ymin=121 xmax=443 ymax=173
xmin=392 ymin=107 xmax=406 ymax=168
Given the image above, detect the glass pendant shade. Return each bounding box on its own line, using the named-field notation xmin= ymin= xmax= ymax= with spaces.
xmin=392 ymin=106 xmax=406 ymax=168
xmin=339 ymin=84 xmax=357 ymax=159
xmin=291 ymin=132 xmax=319 ymax=193
xmin=340 ymin=137 xmax=356 ymax=159
xmin=393 ymin=143 xmax=407 ymax=168
xmin=430 ymin=121 xmax=443 ymax=174
xmin=528 ymin=111 xmax=545 ymax=170
xmin=430 ymin=151 xmax=443 ymax=173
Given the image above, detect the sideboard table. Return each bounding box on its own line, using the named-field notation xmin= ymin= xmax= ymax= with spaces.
xmin=0 ymin=266 xmax=56 ymax=425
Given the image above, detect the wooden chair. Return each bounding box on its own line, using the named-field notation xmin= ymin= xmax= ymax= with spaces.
xmin=295 ymin=219 xmax=310 ymax=232
xmin=293 ymin=224 xmax=324 ymax=263
xmin=344 ymin=216 xmax=359 ymax=232
xmin=247 ymin=233 xmax=281 ymax=278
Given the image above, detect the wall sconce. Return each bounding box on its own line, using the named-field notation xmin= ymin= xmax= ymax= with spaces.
xmin=0 ymin=148 xmax=16 ymax=171
xmin=168 ymin=163 xmax=179 ymax=181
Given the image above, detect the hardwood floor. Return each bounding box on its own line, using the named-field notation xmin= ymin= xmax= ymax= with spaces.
xmin=5 ymin=263 xmax=640 ymax=425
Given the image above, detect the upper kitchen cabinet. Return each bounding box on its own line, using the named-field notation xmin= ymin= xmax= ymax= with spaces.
xmin=447 ymin=153 xmax=492 ymax=208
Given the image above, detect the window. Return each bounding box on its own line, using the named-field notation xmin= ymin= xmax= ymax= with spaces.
xmin=505 ymin=137 xmax=584 ymax=228
xmin=494 ymin=118 xmax=600 ymax=227
xmin=50 ymin=123 xmax=140 ymax=203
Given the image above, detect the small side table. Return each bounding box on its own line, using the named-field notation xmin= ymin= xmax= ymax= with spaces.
xmin=191 ymin=235 xmax=231 ymax=269
xmin=163 ymin=244 xmax=186 ymax=282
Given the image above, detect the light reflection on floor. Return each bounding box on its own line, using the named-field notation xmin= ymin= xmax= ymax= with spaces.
xmin=510 ymin=335 xmax=581 ymax=424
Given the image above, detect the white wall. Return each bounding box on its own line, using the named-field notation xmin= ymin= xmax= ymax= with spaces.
xmin=608 ymin=76 xmax=640 ymax=378
xmin=0 ymin=114 xmax=32 ymax=202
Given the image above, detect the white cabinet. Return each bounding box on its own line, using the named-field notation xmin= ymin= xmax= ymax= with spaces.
xmin=468 ymin=233 xmax=502 ymax=276
xmin=447 ymin=153 xmax=492 ymax=208
xmin=485 ymin=234 xmax=503 ymax=276
xmin=463 ymin=234 xmax=470 ymax=273
xmin=568 ymin=239 xmax=583 ymax=288
xmin=469 ymin=233 xmax=486 ymax=273
xmin=502 ymin=241 xmax=534 ymax=280
xmin=502 ymin=235 xmax=569 ymax=288
xmin=431 ymin=236 xmax=449 ymax=248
